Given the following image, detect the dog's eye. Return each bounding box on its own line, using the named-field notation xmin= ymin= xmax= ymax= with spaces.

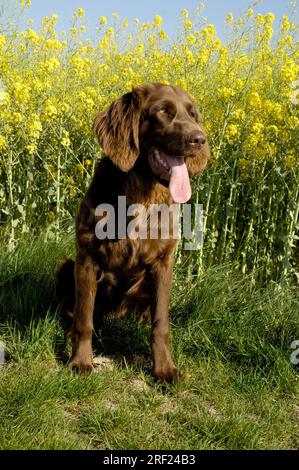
xmin=189 ymin=110 xmax=197 ymax=119
xmin=158 ymin=107 xmax=174 ymax=119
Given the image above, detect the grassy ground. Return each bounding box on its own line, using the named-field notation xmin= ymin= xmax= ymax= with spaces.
xmin=0 ymin=233 xmax=298 ymax=450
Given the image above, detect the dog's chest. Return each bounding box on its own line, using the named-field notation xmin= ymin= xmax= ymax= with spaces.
xmin=94 ymin=237 xmax=176 ymax=305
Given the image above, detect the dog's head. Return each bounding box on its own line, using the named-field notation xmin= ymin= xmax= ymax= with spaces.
xmin=93 ymin=83 xmax=210 ymax=203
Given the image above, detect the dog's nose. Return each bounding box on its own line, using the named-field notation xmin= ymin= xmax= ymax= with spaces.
xmin=188 ymin=131 xmax=206 ymax=146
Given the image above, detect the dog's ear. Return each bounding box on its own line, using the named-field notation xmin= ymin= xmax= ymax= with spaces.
xmin=93 ymin=89 xmax=143 ymax=172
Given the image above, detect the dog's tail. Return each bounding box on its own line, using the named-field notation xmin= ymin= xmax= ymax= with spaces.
xmin=56 ymin=256 xmax=75 ymax=319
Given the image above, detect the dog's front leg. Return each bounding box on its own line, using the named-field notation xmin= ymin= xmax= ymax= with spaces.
xmin=150 ymin=257 xmax=179 ymax=383
xmin=70 ymin=254 xmax=97 ymax=373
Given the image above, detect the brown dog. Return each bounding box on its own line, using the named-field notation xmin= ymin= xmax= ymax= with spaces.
xmin=56 ymin=83 xmax=210 ymax=382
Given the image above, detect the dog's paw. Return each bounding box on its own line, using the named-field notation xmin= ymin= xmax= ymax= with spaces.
xmin=153 ymin=364 xmax=183 ymax=384
xmin=69 ymin=358 xmax=93 ymax=374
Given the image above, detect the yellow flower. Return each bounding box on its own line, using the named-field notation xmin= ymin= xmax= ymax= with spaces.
xmin=233 ymin=109 xmax=246 ymax=120
xmin=45 ymin=38 xmax=63 ymax=50
xmin=28 ymin=116 xmax=42 ymax=139
xmin=267 ymin=125 xmax=279 ymax=136
xmin=265 ymin=12 xmax=275 ymax=23
xmin=85 ymin=98 xmax=94 ymax=109
xmin=252 ymin=122 xmax=264 ymax=134
xmin=281 ymin=63 xmax=298 ymax=82
xmin=212 ymin=38 xmax=221 ymax=50
xmin=43 ymin=100 xmax=58 ymax=119
xmin=26 ymin=143 xmax=37 ymax=154
xmin=24 ymin=28 xmax=39 ymax=43
xmin=76 ymin=8 xmax=85 ymax=18
xmin=176 ymin=78 xmax=187 ymax=90
xmin=0 ymin=88 xmax=7 ymax=103
xmin=226 ymin=13 xmax=234 ymax=24
xmin=248 ymin=91 xmax=261 ymax=109
xmin=284 ymin=153 xmax=297 ymax=169
xmin=187 ymin=34 xmax=196 ymax=45
xmin=20 ymin=0 xmax=31 ymax=7
xmin=159 ymin=30 xmax=168 ymax=41
xmin=255 ymin=14 xmax=265 ymax=26
xmin=154 ymin=15 xmax=163 ymax=27
xmin=11 ymin=112 xmax=23 ymax=125
xmin=70 ymin=27 xmax=79 ymax=38
xmin=234 ymin=79 xmax=245 ymax=91
xmin=281 ymin=15 xmax=291 ymax=32
xmin=226 ymin=124 xmax=239 ymax=141
xmin=0 ymin=34 xmax=7 ymax=48
xmin=219 ymin=87 xmax=234 ymax=100
xmin=286 ymin=116 xmax=299 ymax=129
xmin=181 ymin=9 xmax=189 ymax=18
xmin=207 ymin=24 xmax=216 ymax=36
xmin=263 ymin=100 xmax=283 ymax=120
xmin=98 ymin=16 xmax=107 ymax=25
xmin=76 ymin=163 xmax=85 ymax=175
xmin=0 ymin=135 xmax=7 ymax=149
xmin=44 ymin=57 xmax=60 ymax=72
xmin=60 ymin=102 xmax=70 ymax=113
xmin=186 ymin=49 xmax=195 ymax=64
xmin=184 ymin=20 xmax=193 ymax=31
xmin=239 ymin=158 xmax=251 ymax=169
xmin=61 ymin=130 xmax=71 ymax=148
xmin=12 ymin=82 xmax=30 ymax=104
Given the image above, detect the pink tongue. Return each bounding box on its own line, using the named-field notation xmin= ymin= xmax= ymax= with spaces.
xmin=163 ymin=155 xmax=192 ymax=203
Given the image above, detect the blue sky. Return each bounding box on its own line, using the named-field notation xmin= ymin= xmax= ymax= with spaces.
xmin=14 ymin=0 xmax=295 ymax=41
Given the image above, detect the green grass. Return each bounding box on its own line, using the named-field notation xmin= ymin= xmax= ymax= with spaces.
xmin=0 ymin=232 xmax=298 ymax=450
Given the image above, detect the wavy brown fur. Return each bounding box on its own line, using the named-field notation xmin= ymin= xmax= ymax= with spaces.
xmin=56 ymin=83 xmax=210 ymax=382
